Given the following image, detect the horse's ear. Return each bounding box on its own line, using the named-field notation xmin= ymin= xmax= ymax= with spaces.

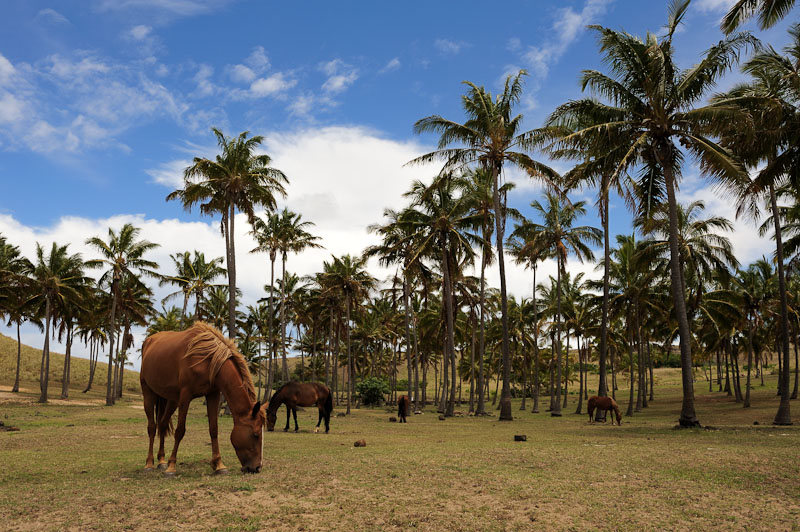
xmin=251 ymin=401 xmax=261 ymax=419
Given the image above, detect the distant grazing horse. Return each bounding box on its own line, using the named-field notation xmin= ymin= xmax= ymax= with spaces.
xmin=140 ymin=322 xmax=265 ymax=475
xmin=397 ymin=395 xmax=409 ymax=423
xmin=587 ymin=396 xmax=622 ymax=426
xmin=266 ymin=382 xmax=333 ymax=433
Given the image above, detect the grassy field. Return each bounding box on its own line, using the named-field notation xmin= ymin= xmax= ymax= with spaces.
xmin=1 ymin=365 xmax=799 ymax=532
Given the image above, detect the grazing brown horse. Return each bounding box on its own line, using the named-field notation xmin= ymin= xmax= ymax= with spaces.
xmin=265 ymin=382 xmax=332 ymax=433
xmin=587 ymin=396 xmax=622 ymax=425
xmin=140 ymin=322 xmax=265 ymax=475
xmin=397 ymin=395 xmax=409 ymax=423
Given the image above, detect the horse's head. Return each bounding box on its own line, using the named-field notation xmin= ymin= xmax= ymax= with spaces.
xmin=230 ymin=401 xmax=265 ymax=473
xmin=614 ymin=407 xmax=622 ymax=425
xmin=265 ymin=408 xmax=277 ymax=432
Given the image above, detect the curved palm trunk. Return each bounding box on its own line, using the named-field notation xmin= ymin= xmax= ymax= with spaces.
xmin=492 ymin=165 xmax=513 ymax=421
xmin=664 ymin=163 xmax=699 ymax=427
xmin=226 ymin=203 xmax=238 ymax=340
xmin=552 ymin=257 xmax=563 ymax=417
xmin=770 ymin=184 xmax=792 ymax=425
xmin=38 ymin=297 xmax=52 ymax=404
xmin=12 ymin=321 xmax=22 ymax=393
xmin=105 ymin=279 xmax=118 ymax=406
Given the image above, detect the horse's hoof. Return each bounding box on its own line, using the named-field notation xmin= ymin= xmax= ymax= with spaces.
xmin=214 ymin=468 xmax=228 ymax=476
xmin=157 ymin=463 xmax=168 ymax=471
xmin=163 ymin=471 xmax=176 ymax=477
xmin=314 ymin=428 xmax=319 ymax=433
xmin=283 ymin=428 xmax=288 ymax=432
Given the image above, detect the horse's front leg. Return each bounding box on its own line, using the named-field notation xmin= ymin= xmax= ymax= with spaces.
xmin=206 ymin=391 xmax=227 ymax=474
xmin=284 ymin=404 xmax=291 ymax=432
xmin=293 ymin=407 xmax=299 ymax=432
xmin=316 ymin=406 xmax=323 ymax=431
xmin=142 ymin=386 xmax=157 ymax=470
xmin=165 ymin=391 xmax=192 ymax=476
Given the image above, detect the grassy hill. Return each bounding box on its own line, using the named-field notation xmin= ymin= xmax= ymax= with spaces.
xmin=0 ymin=332 xmax=140 ymax=394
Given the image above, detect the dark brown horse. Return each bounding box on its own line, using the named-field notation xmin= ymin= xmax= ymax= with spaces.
xmin=587 ymin=396 xmax=622 ymax=425
xmin=266 ymin=382 xmax=333 ymax=433
xmin=140 ymin=322 xmax=265 ymax=475
xmin=397 ymin=395 xmax=409 ymax=423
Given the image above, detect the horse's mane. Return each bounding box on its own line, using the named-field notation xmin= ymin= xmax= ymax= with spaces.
xmin=185 ymin=322 xmax=256 ymax=401
xmin=267 ymin=382 xmax=291 ymax=412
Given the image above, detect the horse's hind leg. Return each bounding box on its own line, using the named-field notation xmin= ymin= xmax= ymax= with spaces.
xmin=142 ymin=384 xmax=157 ymax=470
xmin=587 ymin=403 xmax=594 ymax=424
xmin=284 ymin=404 xmax=291 ymax=432
xmin=316 ymin=406 xmax=323 ymax=431
xmin=206 ymin=391 xmax=227 ymax=474
xmin=165 ymin=391 xmax=191 ymax=476
xmin=157 ymin=400 xmax=178 ymax=470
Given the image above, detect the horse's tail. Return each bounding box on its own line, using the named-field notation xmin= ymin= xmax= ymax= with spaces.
xmin=324 ymin=386 xmax=333 ymax=416
xmin=155 ymin=395 xmax=174 ymax=437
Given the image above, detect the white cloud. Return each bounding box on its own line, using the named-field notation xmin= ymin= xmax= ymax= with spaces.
xmin=192 ymin=64 xmax=216 ymax=97
xmin=434 ymin=38 xmax=468 ymax=55
xmin=695 ymin=0 xmax=736 ymax=12
xmin=319 ymin=59 xmax=358 ymax=94
xmin=228 ymin=46 xmax=270 ymax=83
xmin=379 ymin=57 xmax=401 ymax=74
xmin=129 ymin=24 xmax=153 ymax=40
xmin=250 ymin=72 xmax=297 ymax=97
xmin=37 ymin=8 xmax=70 ymax=25
xmin=95 ymin=0 xmax=232 ymax=17
xmin=521 ymin=0 xmax=611 ymax=77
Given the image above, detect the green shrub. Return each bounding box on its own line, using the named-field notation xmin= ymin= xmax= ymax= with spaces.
xmin=355 ymin=377 xmax=391 ymax=406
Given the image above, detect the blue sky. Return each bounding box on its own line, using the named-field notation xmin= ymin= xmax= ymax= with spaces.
xmin=0 ymin=0 xmax=794 ymax=358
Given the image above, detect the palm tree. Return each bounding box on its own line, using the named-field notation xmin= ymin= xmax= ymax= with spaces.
xmin=546 ymin=1 xmax=753 ymax=426
xmin=410 ymin=71 xmax=558 ymax=420
xmin=159 ymin=251 xmax=226 ymax=323
xmin=525 ymin=192 xmax=600 ymax=416
xmin=274 ymin=209 xmax=322 ymax=382
xmin=404 ymin=176 xmax=480 ymax=416
xmin=734 ymin=261 xmax=774 ymax=407
xmin=713 ymin=34 xmax=800 ymax=424
xmin=167 ymin=128 xmax=287 ymax=338
xmin=320 ymin=254 xmax=376 ymax=415
xmin=722 ymin=0 xmax=796 ymax=33
xmin=86 ymin=223 xmax=158 ymax=406
xmin=0 ymin=235 xmax=36 ymax=393
xmin=30 ymin=243 xmax=89 ymax=403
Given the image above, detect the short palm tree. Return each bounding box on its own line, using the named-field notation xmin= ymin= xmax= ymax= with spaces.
xmin=167 ymin=128 xmax=287 ymax=338
xmin=86 ymin=223 xmax=158 ymax=406
xmin=159 ymin=250 xmax=226 ymax=323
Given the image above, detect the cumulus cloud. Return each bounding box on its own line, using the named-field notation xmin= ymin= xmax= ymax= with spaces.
xmin=228 ymin=46 xmax=270 ymax=83
xmin=320 ymin=59 xmax=358 ymax=94
xmin=250 ymin=72 xmax=297 ymax=97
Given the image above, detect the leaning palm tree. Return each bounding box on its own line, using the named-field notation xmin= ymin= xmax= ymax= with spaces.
xmin=409 ymin=71 xmax=558 ymax=421
xmin=546 ymin=0 xmax=753 ymax=426
xmin=86 ymin=224 xmax=158 ymax=406
xmin=722 ymin=0 xmax=796 ymax=34
xmin=167 ymin=128 xmax=287 ymax=338
xmin=30 ymin=243 xmax=89 ymax=403
xmin=525 ymin=192 xmax=600 ymax=416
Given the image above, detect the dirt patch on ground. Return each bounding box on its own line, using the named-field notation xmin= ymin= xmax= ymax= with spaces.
xmin=0 ymin=390 xmax=104 ymax=407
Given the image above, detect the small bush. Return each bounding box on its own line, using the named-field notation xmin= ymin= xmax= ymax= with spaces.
xmin=395 ymin=379 xmax=409 ymax=391
xmin=355 ymin=377 xmax=391 ymax=406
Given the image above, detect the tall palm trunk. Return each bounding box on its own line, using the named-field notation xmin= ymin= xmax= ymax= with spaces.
xmin=61 ymin=325 xmax=73 ymax=399
xmin=12 ymin=321 xmax=22 ymax=393
xmin=626 ymin=310 xmax=635 ymax=417
xmin=770 ymin=184 xmax=792 ymax=424
xmin=476 ymin=218 xmax=489 ymax=415
xmin=403 ymin=271 xmax=413 ymax=408
xmin=83 ymin=339 xmax=97 ymax=393
xmin=280 ymin=253 xmax=289 ymax=383
xmin=552 ymin=257 xmax=563 ymax=417
xmin=469 ymin=310 xmax=476 ymax=413
xmin=575 ymin=334 xmax=584 ymax=414
xmin=664 ymin=162 xmax=699 ymax=427
xmin=226 ymin=203 xmax=238 ymax=340
xmin=492 ymin=164 xmax=513 ymax=421
xmin=442 ymin=247 xmax=456 ymax=417
xmin=792 ymin=317 xmax=799 ymax=400
xmin=345 ymin=296 xmax=352 ymax=415
xmin=745 ymin=318 xmax=754 ymax=408
xmin=531 ymin=264 xmax=541 ymax=413
xmin=38 ymin=297 xmax=52 ymax=403
xmin=106 ymin=278 xmax=118 ymax=406
xmin=598 ymin=190 xmax=610 ymax=398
